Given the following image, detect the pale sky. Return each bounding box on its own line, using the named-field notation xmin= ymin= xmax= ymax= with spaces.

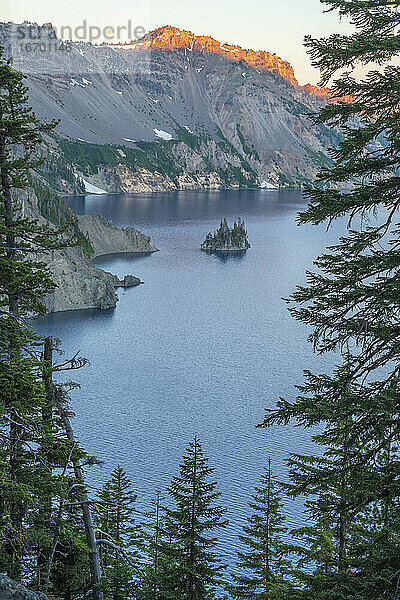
xmin=2 ymin=0 xmax=354 ymax=85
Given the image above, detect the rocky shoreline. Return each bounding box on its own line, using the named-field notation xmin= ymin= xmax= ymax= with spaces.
xmin=23 ymin=190 xmax=158 ymax=313
xmin=42 ymin=215 xmax=158 ymax=313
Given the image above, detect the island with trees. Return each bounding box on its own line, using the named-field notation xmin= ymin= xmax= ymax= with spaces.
xmin=201 ymin=218 xmax=250 ymax=252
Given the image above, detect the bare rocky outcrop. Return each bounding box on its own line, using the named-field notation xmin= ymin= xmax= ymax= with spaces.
xmin=0 ymin=574 xmax=48 ymax=600
xmin=77 ymin=213 xmax=157 ymax=256
xmin=21 ymin=189 xmax=157 ymax=313
xmin=42 ymin=217 xmax=157 ymax=312
xmin=84 ymin=164 xmax=229 ymax=195
xmin=112 ymin=25 xmax=299 ymax=85
xmin=117 ymin=274 xmax=143 ymax=287
xmin=42 ymin=245 xmax=120 ymax=313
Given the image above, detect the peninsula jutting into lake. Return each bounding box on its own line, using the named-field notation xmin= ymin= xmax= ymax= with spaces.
xmin=201 ymin=218 xmax=251 ymax=251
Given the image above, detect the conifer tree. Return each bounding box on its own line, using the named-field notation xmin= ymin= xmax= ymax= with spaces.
xmin=262 ymin=1 xmax=400 ymax=596
xmin=0 ymin=45 xmax=64 ymax=582
xmin=0 ymin=46 xmax=102 ymax=600
xmin=226 ymin=460 xmax=294 ymax=600
xmin=263 ymin=365 xmax=400 ymax=598
xmin=0 ymin=48 xmax=62 ymax=333
xmin=139 ymin=490 xmax=179 ymax=600
xmin=163 ymin=436 xmax=228 ymax=600
xmin=96 ymin=465 xmax=144 ymax=600
xmin=290 ymin=0 xmax=400 ymax=383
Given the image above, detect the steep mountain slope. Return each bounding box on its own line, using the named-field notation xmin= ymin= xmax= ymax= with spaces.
xmin=113 ymin=25 xmax=299 ymax=85
xmin=2 ymin=22 xmax=339 ymax=190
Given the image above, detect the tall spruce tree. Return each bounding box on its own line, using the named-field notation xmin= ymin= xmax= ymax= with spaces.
xmin=0 ymin=44 xmax=63 ymax=582
xmin=261 ymin=1 xmax=400 ymax=597
xmin=291 ymin=0 xmax=400 ymax=383
xmin=163 ymin=436 xmax=228 ymax=600
xmin=0 ymin=46 xmax=103 ymax=600
xmin=96 ymin=465 xmax=144 ymax=600
xmin=226 ymin=460 xmax=294 ymax=600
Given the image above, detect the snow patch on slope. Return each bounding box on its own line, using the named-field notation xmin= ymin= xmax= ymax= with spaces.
xmin=82 ymin=178 xmax=108 ymax=194
xmin=260 ymin=180 xmax=278 ymax=189
xmin=153 ymin=128 xmax=173 ymax=140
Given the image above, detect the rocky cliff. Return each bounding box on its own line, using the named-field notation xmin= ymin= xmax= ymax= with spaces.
xmin=77 ymin=213 xmax=157 ymax=256
xmin=22 ymin=188 xmax=157 ymax=313
xmin=1 ymin=22 xmax=340 ymax=192
xmin=301 ymin=83 xmax=354 ymax=104
xmin=114 ymin=25 xmax=298 ymax=86
xmin=44 ymin=218 xmax=157 ymax=312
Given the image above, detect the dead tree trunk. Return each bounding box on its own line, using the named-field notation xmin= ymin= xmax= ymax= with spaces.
xmin=43 ymin=337 xmax=103 ymax=600
xmin=59 ymin=405 xmax=103 ymax=600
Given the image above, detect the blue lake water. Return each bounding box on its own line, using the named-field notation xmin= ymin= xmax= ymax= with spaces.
xmin=34 ymin=188 xmax=341 ymax=569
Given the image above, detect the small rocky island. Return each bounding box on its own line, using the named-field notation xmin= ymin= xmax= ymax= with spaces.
xmin=201 ymin=218 xmax=250 ymax=252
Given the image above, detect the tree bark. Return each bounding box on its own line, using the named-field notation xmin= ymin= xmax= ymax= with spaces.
xmin=154 ymin=491 xmax=160 ymax=600
xmin=56 ymin=388 xmax=103 ymax=600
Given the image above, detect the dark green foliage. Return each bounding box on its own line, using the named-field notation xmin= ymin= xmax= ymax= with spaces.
xmin=226 ymin=461 xmax=294 ymax=600
xmin=175 ymin=126 xmax=203 ymax=151
xmin=57 ymin=136 xmax=181 ymax=181
xmin=56 ymin=127 xmax=259 ymax=189
xmin=36 ymin=148 xmax=86 ymax=194
xmin=0 ymin=50 xmax=64 ymax=576
xmin=135 ymin=140 xmax=181 ymax=181
xmin=0 ymin=356 xmax=48 ymax=577
xmin=263 ymin=365 xmax=400 ymax=599
xmin=303 ymin=147 xmax=333 ymax=169
xmin=96 ymin=466 xmax=144 ymax=600
xmin=215 ymin=126 xmax=259 ymax=185
xmin=292 ymin=1 xmax=400 ymax=380
xmin=47 ymin=468 xmax=94 ymax=599
xmin=162 ymin=437 xmax=228 ymax=600
xmin=201 ymin=218 xmax=250 ymax=251
xmin=57 ymin=138 xmax=121 ymax=174
xmin=261 ymin=2 xmax=400 ymax=597
xmin=0 ymin=52 xmax=64 ymax=325
xmin=4 ymin=2 xmax=400 ymax=598
xmin=139 ymin=491 xmax=176 ymax=600
xmin=31 ymin=176 xmax=93 ymax=255
xmin=0 ymin=47 xmax=97 ymax=598
xmin=236 ymin=125 xmax=260 ymax=162
xmin=216 ymin=165 xmax=258 ymax=188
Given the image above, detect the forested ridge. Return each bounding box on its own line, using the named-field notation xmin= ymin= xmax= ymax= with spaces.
xmin=1 ymin=0 xmax=400 ymax=599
